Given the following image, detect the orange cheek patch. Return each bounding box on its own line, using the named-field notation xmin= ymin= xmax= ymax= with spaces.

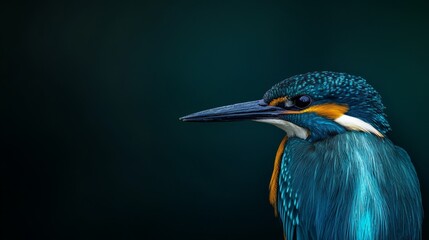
xmin=269 ymin=97 xmax=287 ymax=106
xmin=286 ymin=103 xmax=349 ymax=119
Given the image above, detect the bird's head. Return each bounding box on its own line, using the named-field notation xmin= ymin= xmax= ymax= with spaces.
xmin=180 ymin=71 xmax=391 ymax=141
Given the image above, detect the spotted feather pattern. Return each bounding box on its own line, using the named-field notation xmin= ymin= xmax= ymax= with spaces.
xmin=278 ymin=145 xmax=302 ymax=239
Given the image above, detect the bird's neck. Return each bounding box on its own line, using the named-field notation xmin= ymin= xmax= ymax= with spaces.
xmin=302 ymin=114 xmax=347 ymax=142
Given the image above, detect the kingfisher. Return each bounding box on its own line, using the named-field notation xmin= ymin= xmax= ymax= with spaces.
xmin=180 ymin=71 xmax=423 ymax=240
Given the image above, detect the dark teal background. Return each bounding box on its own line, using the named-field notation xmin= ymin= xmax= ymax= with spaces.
xmin=2 ymin=1 xmax=429 ymax=239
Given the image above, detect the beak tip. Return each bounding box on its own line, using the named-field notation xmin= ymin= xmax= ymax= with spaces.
xmin=180 ymin=114 xmax=197 ymax=122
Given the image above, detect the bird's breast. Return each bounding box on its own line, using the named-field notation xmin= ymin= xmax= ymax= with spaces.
xmin=276 ymin=132 xmax=422 ymax=239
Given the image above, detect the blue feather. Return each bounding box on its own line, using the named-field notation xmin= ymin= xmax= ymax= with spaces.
xmin=278 ymin=132 xmax=422 ymax=240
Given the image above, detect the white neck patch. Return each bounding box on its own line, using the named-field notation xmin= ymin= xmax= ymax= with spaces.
xmin=335 ymin=114 xmax=383 ymax=137
xmin=253 ymin=119 xmax=309 ymax=139
xmin=254 ymin=114 xmax=383 ymax=139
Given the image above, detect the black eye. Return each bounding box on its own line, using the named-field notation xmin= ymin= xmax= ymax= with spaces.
xmin=293 ymin=95 xmax=312 ymax=109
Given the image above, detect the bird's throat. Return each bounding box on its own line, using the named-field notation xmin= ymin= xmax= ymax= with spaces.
xmin=269 ymin=136 xmax=288 ymax=216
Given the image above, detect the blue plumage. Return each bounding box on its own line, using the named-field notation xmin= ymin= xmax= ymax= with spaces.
xmin=278 ymin=132 xmax=422 ymax=240
xmin=181 ymin=71 xmax=423 ymax=239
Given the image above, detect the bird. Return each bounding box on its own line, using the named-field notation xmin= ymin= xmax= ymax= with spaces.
xmin=180 ymin=71 xmax=423 ymax=240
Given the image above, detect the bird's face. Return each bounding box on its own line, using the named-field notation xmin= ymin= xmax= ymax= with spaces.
xmin=181 ymin=72 xmax=390 ymax=141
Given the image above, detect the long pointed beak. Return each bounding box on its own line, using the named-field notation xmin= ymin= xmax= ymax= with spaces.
xmin=180 ymin=100 xmax=284 ymax=122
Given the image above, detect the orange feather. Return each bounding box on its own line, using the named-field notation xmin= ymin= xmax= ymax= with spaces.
xmin=269 ymin=136 xmax=288 ymax=216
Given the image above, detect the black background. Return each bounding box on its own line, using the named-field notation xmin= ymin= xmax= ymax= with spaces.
xmin=2 ymin=1 xmax=429 ymax=239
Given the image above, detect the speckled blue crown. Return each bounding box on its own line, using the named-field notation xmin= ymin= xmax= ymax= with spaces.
xmin=263 ymin=71 xmax=391 ymax=134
